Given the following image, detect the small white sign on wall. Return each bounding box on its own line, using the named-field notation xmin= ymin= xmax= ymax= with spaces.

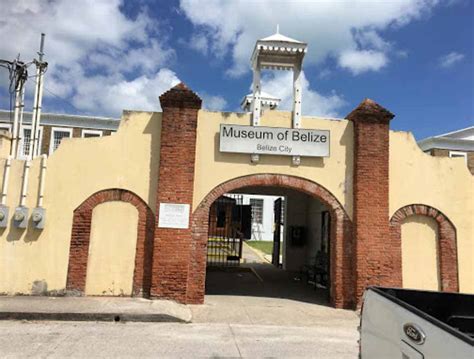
xmin=158 ymin=203 xmax=190 ymax=229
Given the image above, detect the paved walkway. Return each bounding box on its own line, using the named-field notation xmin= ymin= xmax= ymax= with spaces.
xmin=192 ymin=261 xmax=357 ymax=328
xmin=0 ymin=249 xmax=359 ymax=357
xmin=241 ymin=241 xmax=267 ymax=263
xmin=0 ymin=246 xmax=357 ymax=329
xmin=0 ymin=321 xmax=358 ymax=358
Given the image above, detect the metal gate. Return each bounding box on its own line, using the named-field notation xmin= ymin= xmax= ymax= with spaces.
xmin=207 ymin=194 xmax=250 ymax=267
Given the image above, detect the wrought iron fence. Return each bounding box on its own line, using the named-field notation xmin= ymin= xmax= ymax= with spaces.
xmin=207 ymin=194 xmax=245 ymax=267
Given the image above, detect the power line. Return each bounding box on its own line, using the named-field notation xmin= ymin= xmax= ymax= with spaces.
xmin=29 ymin=77 xmax=81 ymax=112
xmin=0 ymin=58 xmax=30 ymax=124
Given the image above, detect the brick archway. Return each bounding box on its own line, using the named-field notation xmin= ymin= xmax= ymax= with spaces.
xmin=390 ymin=204 xmax=458 ymax=292
xmin=66 ymin=189 xmax=155 ymax=297
xmin=188 ymin=174 xmax=354 ymax=309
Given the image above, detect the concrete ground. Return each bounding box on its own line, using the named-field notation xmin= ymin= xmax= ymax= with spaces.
xmin=192 ymin=263 xmax=356 ymax=327
xmin=0 ymin=247 xmax=359 ymax=358
xmin=0 ymin=321 xmax=358 ymax=358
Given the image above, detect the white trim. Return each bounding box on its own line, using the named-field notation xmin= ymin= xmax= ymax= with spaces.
xmin=81 ymin=129 xmax=103 ymax=138
xmin=18 ymin=124 xmax=43 ymax=160
xmin=0 ymin=110 xmax=119 ymax=131
xmin=434 ymin=126 xmax=474 ymax=138
xmin=417 ymin=137 xmax=474 ymax=152
xmin=449 ymin=151 xmax=468 ymax=164
xmin=49 ymin=127 xmax=73 ymax=155
xmin=0 ymin=123 xmax=12 ymax=132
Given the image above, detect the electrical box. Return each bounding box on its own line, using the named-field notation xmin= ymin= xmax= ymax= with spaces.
xmin=13 ymin=206 xmax=28 ymax=229
xmin=0 ymin=205 xmax=9 ymax=228
xmin=289 ymin=226 xmax=306 ymax=247
xmin=31 ymin=207 xmax=46 ymax=229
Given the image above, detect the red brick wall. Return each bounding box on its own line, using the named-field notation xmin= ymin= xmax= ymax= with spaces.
xmin=66 ymin=189 xmax=155 ymax=297
xmin=150 ymin=83 xmax=202 ymax=301
xmin=190 ymin=174 xmax=354 ymax=308
xmin=390 ymin=204 xmax=458 ymax=292
xmin=346 ymin=99 xmax=395 ymax=303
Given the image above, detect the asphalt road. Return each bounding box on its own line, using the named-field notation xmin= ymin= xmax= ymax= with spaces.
xmin=0 ymin=321 xmax=358 ymax=358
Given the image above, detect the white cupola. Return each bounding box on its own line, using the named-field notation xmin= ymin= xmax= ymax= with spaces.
xmin=249 ymin=26 xmax=307 ymax=128
xmin=240 ymin=91 xmax=281 ymax=112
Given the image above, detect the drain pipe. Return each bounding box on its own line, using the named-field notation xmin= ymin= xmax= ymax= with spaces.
xmin=14 ymin=160 xmax=30 ymax=228
xmin=1 ymin=156 xmax=12 ymax=206
xmin=0 ymin=156 xmax=12 ymax=227
xmin=37 ymin=155 xmax=47 ymax=207
xmin=32 ymin=155 xmax=47 ymax=229
xmin=19 ymin=160 xmax=30 ymax=207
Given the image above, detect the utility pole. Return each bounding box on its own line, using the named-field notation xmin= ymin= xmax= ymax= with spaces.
xmin=29 ymin=33 xmax=47 ymax=160
xmin=11 ymin=59 xmax=27 ymax=158
xmin=0 ymin=57 xmax=27 ymax=159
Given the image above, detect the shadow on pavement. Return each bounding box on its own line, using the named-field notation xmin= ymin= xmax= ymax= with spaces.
xmin=205 ymin=262 xmax=330 ymax=306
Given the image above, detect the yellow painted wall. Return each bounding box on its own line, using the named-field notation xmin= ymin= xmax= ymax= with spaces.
xmin=0 ymin=107 xmax=472 ymax=297
xmin=85 ymin=201 xmax=138 ymax=296
xmin=193 ymin=110 xmax=354 ymax=217
xmin=0 ymin=111 xmax=160 ymax=295
xmin=390 ymin=131 xmax=474 ymax=293
xmin=401 ymin=216 xmax=440 ymax=290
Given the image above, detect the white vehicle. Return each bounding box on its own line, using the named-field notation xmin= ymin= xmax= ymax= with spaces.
xmin=359 ymin=286 xmax=474 ymax=358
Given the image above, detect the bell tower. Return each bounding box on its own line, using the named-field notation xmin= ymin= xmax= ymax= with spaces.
xmin=250 ymin=26 xmax=307 ymax=164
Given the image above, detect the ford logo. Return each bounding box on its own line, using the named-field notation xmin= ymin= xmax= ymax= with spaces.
xmin=403 ymin=323 xmax=426 ymax=345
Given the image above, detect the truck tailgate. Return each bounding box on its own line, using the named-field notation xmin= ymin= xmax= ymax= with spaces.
xmin=360 ymin=288 xmax=474 ymax=358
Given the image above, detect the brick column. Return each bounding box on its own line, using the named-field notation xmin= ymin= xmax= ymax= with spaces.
xmin=346 ymin=99 xmax=394 ymax=304
xmin=151 ymin=83 xmax=202 ymax=302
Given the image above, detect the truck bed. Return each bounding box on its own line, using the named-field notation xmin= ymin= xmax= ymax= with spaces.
xmin=371 ymin=287 xmax=474 ymax=345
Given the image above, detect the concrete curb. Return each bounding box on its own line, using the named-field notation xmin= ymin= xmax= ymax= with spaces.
xmin=0 ymin=297 xmax=193 ymax=323
xmin=0 ymin=312 xmax=188 ymax=323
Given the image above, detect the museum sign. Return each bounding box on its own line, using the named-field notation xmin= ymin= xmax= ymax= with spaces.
xmin=219 ymin=124 xmax=330 ymax=157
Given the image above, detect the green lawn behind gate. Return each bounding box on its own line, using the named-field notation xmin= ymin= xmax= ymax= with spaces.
xmin=246 ymin=240 xmax=274 ymax=255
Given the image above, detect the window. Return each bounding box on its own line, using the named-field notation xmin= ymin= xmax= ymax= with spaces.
xmin=0 ymin=123 xmax=12 ymax=133
xmin=82 ymin=129 xmax=103 ymax=138
xmin=50 ymin=127 xmax=72 ymax=154
xmin=18 ymin=125 xmax=43 ymax=159
xmin=449 ymin=151 xmax=467 ymax=164
xmin=250 ymin=198 xmax=264 ymax=224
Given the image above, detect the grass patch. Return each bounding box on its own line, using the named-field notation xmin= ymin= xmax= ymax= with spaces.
xmin=246 ymin=240 xmax=274 ymax=255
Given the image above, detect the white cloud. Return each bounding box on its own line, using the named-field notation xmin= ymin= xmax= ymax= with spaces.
xmin=438 ymin=52 xmax=465 ymax=68
xmin=189 ymin=33 xmax=210 ymax=55
xmin=200 ymin=92 xmax=228 ymax=111
xmin=318 ymin=69 xmax=332 ymax=80
xmin=0 ymin=0 xmax=178 ymax=116
xmin=260 ymin=71 xmax=346 ymax=117
xmin=338 ymin=50 xmax=388 ymax=75
xmin=71 ymin=69 xmax=180 ymax=114
xmin=179 ymin=0 xmax=441 ymax=76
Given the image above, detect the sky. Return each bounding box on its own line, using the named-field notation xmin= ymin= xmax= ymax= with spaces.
xmin=0 ymin=0 xmax=472 ymax=140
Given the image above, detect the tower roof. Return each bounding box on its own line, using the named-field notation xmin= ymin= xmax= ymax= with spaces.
xmin=251 ymin=29 xmax=307 ymax=69
xmin=259 ymin=32 xmax=304 ymax=44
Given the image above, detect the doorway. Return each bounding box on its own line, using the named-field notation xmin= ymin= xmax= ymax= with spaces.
xmin=205 ymin=186 xmax=331 ymax=305
xmin=191 ymin=174 xmax=354 ymax=309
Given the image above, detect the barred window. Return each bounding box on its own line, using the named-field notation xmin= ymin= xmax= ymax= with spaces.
xmin=82 ymin=129 xmax=103 ymax=138
xmin=250 ymin=199 xmax=264 ymax=224
xmin=22 ymin=128 xmax=31 ymax=156
xmin=50 ymin=128 xmax=72 ymax=153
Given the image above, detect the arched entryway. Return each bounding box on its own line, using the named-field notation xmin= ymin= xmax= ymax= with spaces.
xmin=390 ymin=204 xmax=458 ymax=292
xmin=189 ymin=174 xmax=354 ymax=309
xmin=66 ymin=189 xmax=155 ymax=297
